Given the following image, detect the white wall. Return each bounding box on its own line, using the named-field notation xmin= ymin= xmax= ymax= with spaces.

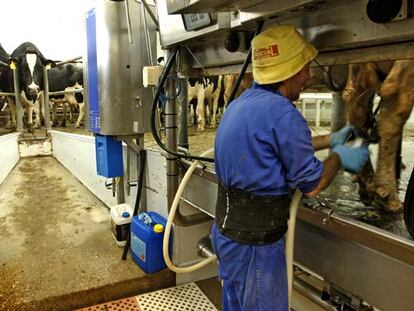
xmin=0 ymin=133 xmax=20 ymax=184
xmin=50 ymin=130 xmax=217 ymax=283
xmin=50 ymin=130 xmax=168 ymax=213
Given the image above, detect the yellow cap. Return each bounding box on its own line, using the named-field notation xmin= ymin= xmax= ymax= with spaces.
xmin=251 ymin=25 xmax=318 ymax=84
xmin=153 ymin=224 xmax=164 ymax=233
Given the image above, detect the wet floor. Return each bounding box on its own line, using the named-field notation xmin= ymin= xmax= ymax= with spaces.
xmin=0 ymin=157 xmax=174 ymax=311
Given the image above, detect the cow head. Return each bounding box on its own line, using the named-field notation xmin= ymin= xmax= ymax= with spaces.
xmin=11 ymin=42 xmax=51 ymax=102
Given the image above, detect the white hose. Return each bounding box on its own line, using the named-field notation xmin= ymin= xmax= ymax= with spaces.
xmin=285 ymin=189 xmax=303 ymax=310
xmin=163 ymin=148 xmax=217 ymax=273
xmin=162 ymin=145 xmax=303 ymax=308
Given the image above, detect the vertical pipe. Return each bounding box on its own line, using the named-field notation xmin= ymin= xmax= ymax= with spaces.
xmin=117 ymin=176 xmax=125 ymax=204
xmin=178 ymin=77 xmax=189 ymax=149
xmin=43 ymin=66 xmax=51 ymax=130
xmin=330 ymin=91 xmax=347 ymax=132
xmin=301 ymin=99 xmax=306 ymax=119
xmin=165 ymin=56 xmax=178 ymax=209
xmin=126 ymin=146 xmax=131 ymax=196
xmin=124 ymin=0 xmax=133 ymax=44
xmin=315 ymin=99 xmax=321 ymax=127
xmin=12 ymin=65 xmax=24 ymax=132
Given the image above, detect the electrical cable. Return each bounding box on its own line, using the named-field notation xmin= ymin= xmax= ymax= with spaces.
xmin=150 ymin=47 xmax=215 ymax=162
xmin=227 ymin=20 xmax=264 ymax=105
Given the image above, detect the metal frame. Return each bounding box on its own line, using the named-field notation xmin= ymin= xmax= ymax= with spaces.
xmin=0 ymin=61 xmax=24 ymax=132
xmin=43 ymin=56 xmax=84 ymax=130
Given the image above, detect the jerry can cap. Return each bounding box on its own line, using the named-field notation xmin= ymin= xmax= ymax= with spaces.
xmin=154 ymin=224 xmax=164 ymax=233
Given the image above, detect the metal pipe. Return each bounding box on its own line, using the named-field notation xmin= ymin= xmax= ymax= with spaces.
xmin=141 ymin=1 xmax=153 ymax=66
xmin=0 ymin=92 xmax=15 ymax=97
xmin=12 ymin=65 xmax=24 ymax=132
xmin=126 ymin=146 xmax=131 ymax=196
xmin=139 ymin=0 xmax=159 ymax=31
xmin=197 ymin=236 xmax=215 ymax=258
xmin=55 ymin=56 xmax=82 ymax=67
xmin=164 ymin=55 xmax=210 ymax=226
xmin=0 ymin=60 xmax=9 ymax=67
xmin=117 ymin=176 xmax=125 ymax=204
xmin=124 ymin=0 xmax=133 ymax=44
xmin=165 ymin=57 xmax=179 ymax=212
xmin=330 ymin=91 xmax=347 ymax=132
xmin=49 ymin=89 xmax=83 ymax=96
xmin=43 ymin=66 xmax=51 ymax=130
xmin=178 ymin=77 xmax=189 ymax=149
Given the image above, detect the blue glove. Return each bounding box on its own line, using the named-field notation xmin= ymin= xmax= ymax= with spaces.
xmin=330 ymin=125 xmax=357 ymax=147
xmin=333 ymin=144 xmax=370 ymax=173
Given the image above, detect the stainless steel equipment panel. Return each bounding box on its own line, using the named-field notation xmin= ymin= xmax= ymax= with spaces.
xmin=94 ymin=0 xmax=156 ymax=135
xmin=158 ymin=0 xmax=230 ymax=48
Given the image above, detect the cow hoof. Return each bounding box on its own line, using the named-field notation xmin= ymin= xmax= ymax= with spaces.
xmin=27 ymin=124 xmax=34 ymax=133
xmin=376 ymin=186 xmax=389 ymax=199
xmin=351 ymin=175 xmax=359 ymax=183
xmin=373 ymin=197 xmax=403 ymax=214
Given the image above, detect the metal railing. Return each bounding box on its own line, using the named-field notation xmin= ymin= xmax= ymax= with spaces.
xmin=0 ymin=60 xmax=24 ymax=132
xmin=43 ymin=56 xmax=84 ymax=129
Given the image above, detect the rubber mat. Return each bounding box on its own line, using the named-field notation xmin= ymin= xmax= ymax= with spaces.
xmin=75 ymin=282 xmax=217 ymax=311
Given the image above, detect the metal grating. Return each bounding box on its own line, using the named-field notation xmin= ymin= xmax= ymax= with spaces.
xmin=74 ymin=297 xmax=141 ymax=311
xmin=136 ymin=282 xmax=217 ymax=311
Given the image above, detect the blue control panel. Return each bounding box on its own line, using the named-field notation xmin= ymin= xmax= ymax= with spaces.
xmin=95 ymin=135 xmax=124 ymax=178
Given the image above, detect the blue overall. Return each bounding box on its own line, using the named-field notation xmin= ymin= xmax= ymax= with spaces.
xmin=212 ymin=83 xmax=323 ymax=311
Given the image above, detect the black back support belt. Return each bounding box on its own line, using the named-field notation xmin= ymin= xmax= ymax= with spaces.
xmin=215 ymin=182 xmax=291 ymax=245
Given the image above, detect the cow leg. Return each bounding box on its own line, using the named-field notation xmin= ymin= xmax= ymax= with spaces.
xmin=60 ymin=103 xmax=67 ymax=127
xmin=7 ymin=97 xmax=17 ymax=131
xmin=26 ymin=103 xmax=34 ymax=133
xmin=373 ymin=60 xmax=414 ymax=213
xmin=50 ymin=100 xmax=56 ymax=127
xmin=187 ymin=94 xmax=195 ymax=127
xmin=196 ymin=89 xmax=206 ymax=131
xmin=33 ymin=99 xmax=41 ymax=129
xmin=76 ymin=103 xmax=85 ymax=128
xmin=342 ymin=63 xmax=379 ymax=202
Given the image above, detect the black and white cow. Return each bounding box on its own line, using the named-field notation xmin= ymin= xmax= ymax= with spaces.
xmin=48 ymin=63 xmax=84 ymax=127
xmin=10 ymin=42 xmax=51 ymax=132
xmin=0 ymin=44 xmax=15 ymax=130
xmin=188 ymin=75 xmax=225 ymax=131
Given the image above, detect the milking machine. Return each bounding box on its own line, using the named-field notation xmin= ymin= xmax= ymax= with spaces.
xmin=85 ymin=0 xmax=414 ymax=309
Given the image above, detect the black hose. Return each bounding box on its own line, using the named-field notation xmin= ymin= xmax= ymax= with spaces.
xmin=122 ymin=149 xmax=147 ymax=260
xmin=227 ymin=20 xmax=264 ymax=105
xmin=150 ymin=47 xmax=215 ymax=162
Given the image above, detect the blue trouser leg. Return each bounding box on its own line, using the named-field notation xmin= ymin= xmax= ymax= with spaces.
xmin=211 ymin=223 xmax=288 ymax=311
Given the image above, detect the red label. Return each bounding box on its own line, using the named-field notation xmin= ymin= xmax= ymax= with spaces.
xmin=253 ymin=44 xmax=279 ymax=60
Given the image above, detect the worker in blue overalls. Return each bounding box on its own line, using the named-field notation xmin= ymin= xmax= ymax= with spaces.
xmin=211 ymin=24 xmax=370 ymax=311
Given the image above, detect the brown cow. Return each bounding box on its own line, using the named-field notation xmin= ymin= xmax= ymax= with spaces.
xmin=342 ymin=60 xmax=414 ymax=213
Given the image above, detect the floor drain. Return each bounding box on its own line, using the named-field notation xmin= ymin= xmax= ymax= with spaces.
xmin=136 ymin=282 xmax=217 ymax=311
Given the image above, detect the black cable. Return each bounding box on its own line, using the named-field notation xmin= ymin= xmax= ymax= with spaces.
xmin=122 ymin=149 xmax=147 ymax=260
xmin=150 ymin=47 xmax=215 ymax=162
xmin=227 ymin=20 xmax=264 ymax=105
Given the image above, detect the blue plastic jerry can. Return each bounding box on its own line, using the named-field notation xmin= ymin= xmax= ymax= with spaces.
xmin=130 ymin=212 xmax=172 ymax=274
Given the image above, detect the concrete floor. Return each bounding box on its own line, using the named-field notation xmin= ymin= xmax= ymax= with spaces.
xmin=0 ymin=157 xmax=174 ymax=311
